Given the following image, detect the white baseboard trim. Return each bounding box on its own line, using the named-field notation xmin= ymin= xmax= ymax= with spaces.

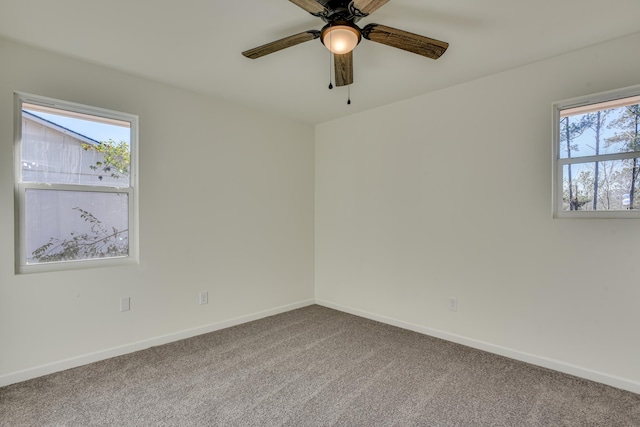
xmin=0 ymin=299 xmax=315 ymax=388
xmin=315 ymin=299 xmax=640 ymax=395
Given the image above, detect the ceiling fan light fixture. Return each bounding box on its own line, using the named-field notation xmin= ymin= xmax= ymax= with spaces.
xmin=321 ymin=24 xmax=361 ymax=54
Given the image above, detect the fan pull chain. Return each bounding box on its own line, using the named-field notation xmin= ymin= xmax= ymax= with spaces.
xmin=328 ymin=29 xmax=333 ymax=89
xmin=347 ymin=85 xmax=351 ymax=105
xmin=328 ymin=49 xmax=333 ymax=89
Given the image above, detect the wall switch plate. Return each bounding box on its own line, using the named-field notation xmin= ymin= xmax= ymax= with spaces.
xmin=120 ymin=297 xmax=131 ymax=312
xmin=199 ymin=291 xmax=208 ymax=305
xmin=448 ymin=297 xmax=458 ymax=312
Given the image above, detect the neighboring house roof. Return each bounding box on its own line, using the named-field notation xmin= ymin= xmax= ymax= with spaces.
xmin=22 ymin=110 xmax=100 ymax=146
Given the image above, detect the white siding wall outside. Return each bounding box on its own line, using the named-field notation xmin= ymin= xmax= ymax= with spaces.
xmin=21 ymin=116 xmax=129 ymax=263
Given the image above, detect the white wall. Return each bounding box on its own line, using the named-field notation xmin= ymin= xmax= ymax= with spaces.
xmin=315 ymin=32 xmax=640 ymax=393
xmin=0 ymin=38 xmax=315 ymax=384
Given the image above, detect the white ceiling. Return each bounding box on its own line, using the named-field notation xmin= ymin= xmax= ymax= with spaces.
xmin=1 ymin=0 xmax=640 ymax=125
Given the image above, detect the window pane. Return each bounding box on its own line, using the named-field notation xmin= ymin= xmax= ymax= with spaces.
xmin=21 ymin=105 xmax=131 ymax=187
xmin=561 ymin=159 xmax=640 ymax=211
xmin=559 ymin=97 xmax=640 ymax=159
xmin=25 ymin=189 xmax=129 ymax=264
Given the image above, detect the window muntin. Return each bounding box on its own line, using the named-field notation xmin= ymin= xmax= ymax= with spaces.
xmin=15 ymin=93 xmax=138 ymax=272
xmin=553 ymin=86 xmax=640 ymax=218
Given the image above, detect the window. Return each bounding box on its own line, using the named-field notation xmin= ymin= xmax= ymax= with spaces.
xmin=14 ymin=93 xmax=138 ymax=273
xmin=553 ymin=85 xmax=640 ymax=218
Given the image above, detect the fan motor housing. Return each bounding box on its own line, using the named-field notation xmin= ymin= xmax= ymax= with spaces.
xmin=315 ymin=0 xmax=367 ymax=23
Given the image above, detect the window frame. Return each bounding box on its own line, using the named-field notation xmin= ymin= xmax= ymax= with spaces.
xmin=14 ymin=92 xmax=139 ymax=273
xmin=552 ymin=84 xmax=640 ymax=219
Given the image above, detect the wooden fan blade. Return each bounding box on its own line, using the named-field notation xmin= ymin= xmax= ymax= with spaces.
xmin=289 ymin=0 xmax=325 ymax=14
xmin=334 ymin=51 xmax=353 ymax=87
xmin=242 ymin=30 xmax=321 ymax=59
xmin=352 ymin=0 xmax=390 ymax=15
xmin=362 ymin=23 xmax=448 ymax=59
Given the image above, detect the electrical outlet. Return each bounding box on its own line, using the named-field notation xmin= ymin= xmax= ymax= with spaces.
xmin=199 ymin=291 xmax=208 ymax=305
xmin=448 ymin=297 xmax=458 ymax=312
xmin=120 ymin=297 xmax=131 ymax=312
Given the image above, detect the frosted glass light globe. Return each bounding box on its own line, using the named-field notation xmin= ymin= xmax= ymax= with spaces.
xmin=322 ymin=25 xmax=360 ymax=54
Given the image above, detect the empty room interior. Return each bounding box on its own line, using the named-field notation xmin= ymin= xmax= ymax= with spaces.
xmin=1 ymin=0 xmax=640 ymax=425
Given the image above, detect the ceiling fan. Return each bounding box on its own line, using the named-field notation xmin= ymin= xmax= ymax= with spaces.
xmin=242 ymin=0 xmax=449 ymax=87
